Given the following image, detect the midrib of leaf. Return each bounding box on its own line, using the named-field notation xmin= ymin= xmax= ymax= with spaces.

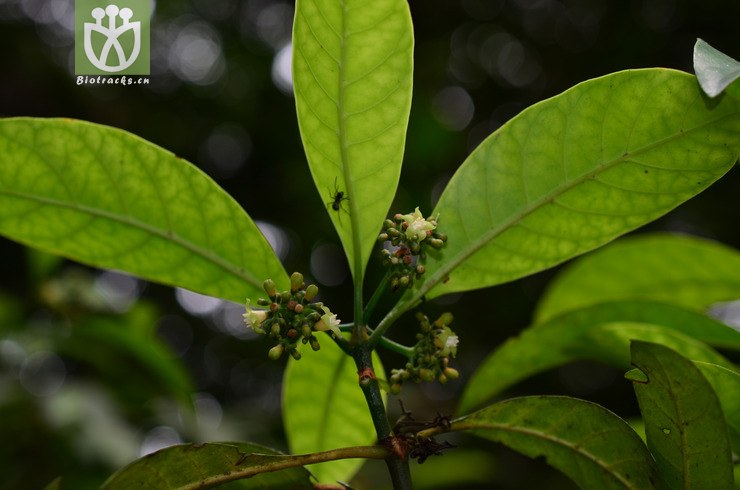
xmin=0 ymin=188 xmax=262 ymax=288
xmin=336 ymin=0 xmax=366 ymax=321
xmin=415 ymin=108 xmax=738 ymax=303
xmin=452 ymin=421 xmax=637 ymax=488
xmin=653 ymin=354 xmax=692 ymax=484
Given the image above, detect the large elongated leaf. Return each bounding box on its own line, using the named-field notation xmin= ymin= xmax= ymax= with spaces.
xmin=459 ymin=301 xmax=740 ymax=414
xmin=0 ymin=118 xmax=288 ymax=303
xmin=694 ymin=39 xmax=740 ymax=98
xmin=630 ymin=341 xmax=733 ymax=489
xmin=282 ymin=336 xmax=385 ymax=484
xmin=101 ymin=442 xmax=313 ymax=489
xmin=439 ymin=396 xmax=659 ymax=489
xmin=535 ymin=233 xmax=740 ymax=323
xmin=412 ymin=69 xmax=739 ymax=303
xmin=293 ymin=0 xmax=414 ymax=279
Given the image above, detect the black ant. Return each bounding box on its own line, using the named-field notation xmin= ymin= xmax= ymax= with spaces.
xmin=327 ymin=177 xmax=349 ymax=214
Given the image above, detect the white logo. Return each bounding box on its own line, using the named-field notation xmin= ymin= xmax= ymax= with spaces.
xmin=84 ymin=4 xmax=141 ymax=72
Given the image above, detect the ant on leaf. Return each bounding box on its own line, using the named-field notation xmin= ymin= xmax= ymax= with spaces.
xmin=327 ymin=176 xmax=349 ymax=218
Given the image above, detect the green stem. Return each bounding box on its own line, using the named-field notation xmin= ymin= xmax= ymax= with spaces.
xmin=174 ymin=445 xmax=392 ymax=490
xmin=363 ymin=271 xmax=391 ymax=324
xmin=352 ymin=345 xmax=412 ymax=489
xmin=378 ymin=336 xmax=415 ymax=359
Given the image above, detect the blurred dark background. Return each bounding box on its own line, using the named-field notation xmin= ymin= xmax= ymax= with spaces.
xmin=1 ymin=0 xmax=738 ymax=488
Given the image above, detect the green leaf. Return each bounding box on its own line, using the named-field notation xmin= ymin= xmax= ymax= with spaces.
xmin=0 ymin=118 xmax=288 ymax=304
xmin=448 ymin=396 xmax=659 ymax=489
xmin=694 ymin=38 xmax=740 ymax=98
xmin=413 ymin=69 xmax=740 ymax=302
xmin=57 ymin=307 xmax=194 ymax=408
xmin=293 ymin=0 xmax=414 ymax=279
xmin=282 ymin=336 xmax=386 ymax=483
xmin=693 ymin=361 xmax=740 ymax=455
xmin=535 ymin=233 xmax=740 ymax=323
xmin=458 ymin=301 xmax=740 ymax=414
xmin=101 ymin=442 xmax=312 ymax=489
xmin=630 ymin=341 xmax=733 ymax=489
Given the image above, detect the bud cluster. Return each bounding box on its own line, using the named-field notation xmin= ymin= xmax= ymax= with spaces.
xmin=378 ymin=207 xmax=447 ymax=292
xmin=389 ymin=312 xmax=460 ymax=394
xmin=244 ymin=272 xmax=341 ymax=360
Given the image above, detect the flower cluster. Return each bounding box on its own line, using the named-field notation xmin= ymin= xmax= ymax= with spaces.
xmin=389 ymin=312 xmax=460 ymax=394
xmin=244 ymin=272 xmax=341 ymax=360
xmin=378 ymin=207 xmax=447 ymax=291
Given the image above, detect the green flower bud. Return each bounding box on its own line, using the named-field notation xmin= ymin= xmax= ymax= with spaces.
xmin=302 ymin=324 xmax=312 ymax=338
xmin=270 ymin=323 xmax=281 ymax=337
xmin=290 ymin=272 xmax=304 ymax=292
xmin=438 ymin=374 xmax=448 ymax=384
xmin=290 ymin=349 xmax=302 ymax=361
xmin=384 ymin=219 xmax=396 ymax=229
xmin=419 ymin=369 xmax=435 ymax=382
xmin=390 ymin=383 xmax=402 ymax=395
xmin=304 ymin=284 xmax=319 ymax=301
xmin=309 ymin=336 xmax=320 ymax=351
xmin=430 ymin=238 xmax=445 ymax=249
xmin=378 ymin=232 xmax=389 ymax=241
xmin=263 ymin=279 xmax=277 ymax=297
xmin=444 ymin=367 xmax=460 ymax=380
xmin=268 ymin=344 xmax=284 ymax=360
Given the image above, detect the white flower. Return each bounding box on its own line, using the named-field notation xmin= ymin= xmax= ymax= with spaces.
xmin=314 ymin=306 xmax=342 ymax=336
xmin=401 ymin=207 xmax=436 ymax=242
xmin=243 ymin=299 xmax=267 ymax=334
xmin=434 ymin=326 xmax=458 ymax=357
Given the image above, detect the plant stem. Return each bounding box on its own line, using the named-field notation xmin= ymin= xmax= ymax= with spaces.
xmin=179 ymin=445 xmax=392 ymax=490
xmin=363 ymin=271 xmax=390 ymax=324
xmin=352 ymin=345 xmax=412 ymax=489
xmin=377 ymin=336 xmax=415 ymax=359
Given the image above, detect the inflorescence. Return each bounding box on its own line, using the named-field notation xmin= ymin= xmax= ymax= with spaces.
xmin=243 ymin=272 xmax=341 ymax=360
xmin=378 ymin=207 xmax=447 ymax=292
xmin=389 ymin=312 xmax=459 ymax=394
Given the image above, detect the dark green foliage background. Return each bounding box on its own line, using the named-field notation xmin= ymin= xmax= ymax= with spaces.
xmin=0 ymin=1 xmax=738 ymax=488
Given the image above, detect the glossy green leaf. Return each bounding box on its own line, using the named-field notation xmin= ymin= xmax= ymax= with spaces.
xmin=458 ymin=300 xmax=740 ymax=414
xmin=535 ymin=233 xmax=740 ymax=323
xmin=0 ymin=118 xmax=288 ymax=304
xmin=293 ymin=0 xmax=414 ymax=279
xmin=410 ymin=69 xmax=739 ymax=303
xmin=694 ymin=38 xmax=740 ymax=98
xmin=630 ymin=341 xmax=733 ymax=489
xmin=101 ymin=442 xmax=312 ymax=489
xmin=282 ymin=336 xmax=386 ymax=484
xmin=448 ymin=396 xmax=659 ymax=489
xmin=693 ymin=361 xmax=740 ymax=455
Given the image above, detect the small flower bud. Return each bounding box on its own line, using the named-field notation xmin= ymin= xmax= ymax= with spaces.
xmin=390 ymin=383 xmax=402 ymax=395
xmin=302 ymin=324 xmax=312 ymax=338
xmin=270 ymin=323 xmax=281 ymax=337
xmin=378 ymin=232 xmax=389 ymax=241
xmin=257 ymin=298 xmax=271 ymax=306
xmin=287 ymin=300 xmax=297 ymax=311
xmin=430 ymin=238 xmax=445 ymax=249
xmin=444 ymin=367 xmax=460 ymax=380
xmin=268 ymin=344 xmax=284 ymax=360
xmin=419 ymin=369 xmax=435 ymax=382
xmin=290 ymin=349 xmax=302 ymax=360
xmin=304 ymin=284 xmax=319 ymax=301
xmin=263 ymin=279 xmax=277 ymax=297
xmin=290 ymin=272 xmax=304 ymax=292
xmin=399 ymin=276 xmax=410 ymax=288
xmin=294 ymin=303 xmax=304 ymax=314
xmin=438 ymin=374 xmax=448 ymax=384
xmin=281 ymin=291 xmax=291 ymax=303
xmin=310 ymin=336 xmax=321 ymax=351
